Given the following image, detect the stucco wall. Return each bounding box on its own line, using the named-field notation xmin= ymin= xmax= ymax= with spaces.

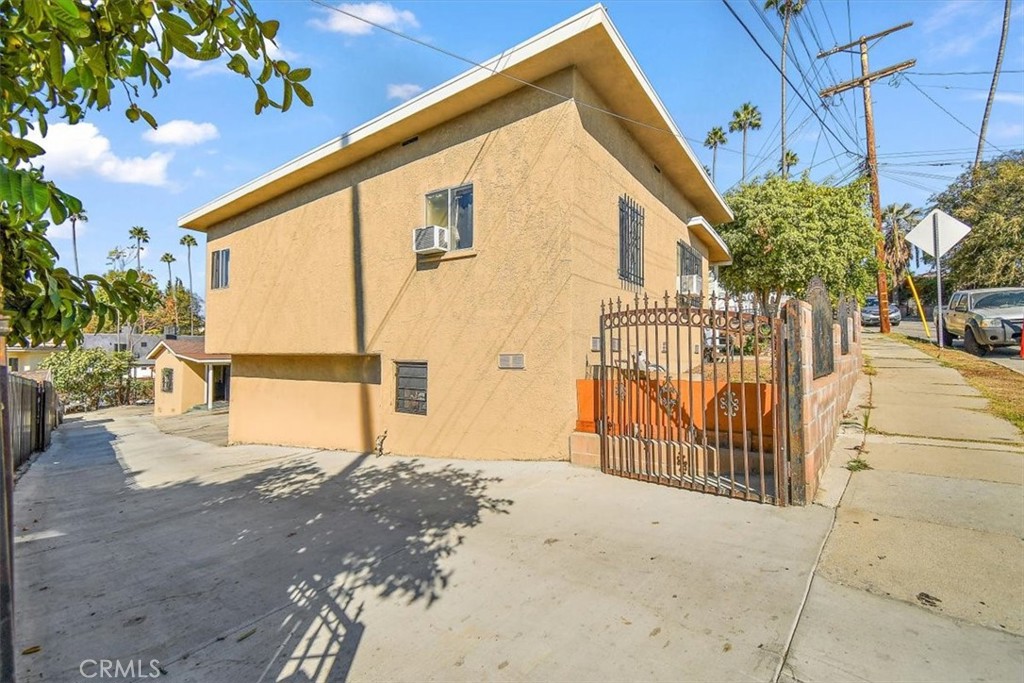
xmin=8 ymin=349 xmax=55 ymax=373
xmin=203 ymin=68 xmax=725 ymax=460
xmin=154 ymin=353 xmax=206 ymax=416
xmin=570 ymin=72 xmax=709 ymax=379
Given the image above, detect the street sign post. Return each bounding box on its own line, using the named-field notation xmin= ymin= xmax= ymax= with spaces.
xmin=905 ymin=209 xmax=972 ymax=349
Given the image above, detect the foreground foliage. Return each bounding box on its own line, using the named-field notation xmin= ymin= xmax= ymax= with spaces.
xmin=1 ymin=0 xmax=311 ymax=347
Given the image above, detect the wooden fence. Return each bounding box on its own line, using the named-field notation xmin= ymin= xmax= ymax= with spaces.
xmin=8 ymin=375 xmax=59 ymax=470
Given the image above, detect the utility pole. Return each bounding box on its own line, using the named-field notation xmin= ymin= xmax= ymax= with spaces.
xmin=819 ymin=23 xmax=916 ymax=334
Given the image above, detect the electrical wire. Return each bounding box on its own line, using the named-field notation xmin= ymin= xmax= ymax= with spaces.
xmin=720 ymin=0 xmax=858 ymax=157
xmin=904 ymin=78 xmax=1008 ymax=154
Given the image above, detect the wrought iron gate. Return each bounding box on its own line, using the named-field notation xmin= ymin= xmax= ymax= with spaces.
xmin=597 ymin=293 xmax=788 ymax=505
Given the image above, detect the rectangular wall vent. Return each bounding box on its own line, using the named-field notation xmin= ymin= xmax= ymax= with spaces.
xmin=591 ymin=337 xmax=601 ymax=352
xmin=498 ymin=353 xmax=526 ymax=370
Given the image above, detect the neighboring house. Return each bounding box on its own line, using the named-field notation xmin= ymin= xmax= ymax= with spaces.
xmin=147 ymin=339 xmax=231 ymax=416
xmin=6 ymin=345 xmax=58 ymax=373
xmin=178 ymin=5 xmax=733 ymax=460
xmin=7 ymin=330 xmax=202 ymax=379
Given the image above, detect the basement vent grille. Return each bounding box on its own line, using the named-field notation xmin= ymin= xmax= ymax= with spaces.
xmin=498 ymin=353 xmax=526 ymax=370
xmin=401 ymin=136 xmax=419 ymax=146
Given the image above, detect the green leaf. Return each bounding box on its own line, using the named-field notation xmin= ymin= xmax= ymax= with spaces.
xmin=289 ymin=67 xmax=311 ymax=83
xmin=227 ymin=54 xmax=249 ymax=76
xmin=292 ymin=82 xmax=313 ymax=107
xmin=140 ymin=109 xmax=158 ymax=130
xmin=281 ymin=80 xmax=293 ymax=112
xmin=158 ymin=11 xmax=194 ymax=36
xmin=48 ymin=40 xmax=65 ymax=88
xmin=261 ymin=20 xmax=280 ymax=40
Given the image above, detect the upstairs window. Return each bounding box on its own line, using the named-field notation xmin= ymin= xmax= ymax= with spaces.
xmin=426 ymin=184 xmax=473 ymax=250
xmin=8 ymin=358 xmax=19 ymax=372
xmin=161 ymin=368 xmax=174 ymax=393
xmin=618 ymin=195 xmax=644 ymax=286
xmin=211 ymin=248 xmax=230 ymax=289
xmin=678 ymin=241 xmax=702 ymax=277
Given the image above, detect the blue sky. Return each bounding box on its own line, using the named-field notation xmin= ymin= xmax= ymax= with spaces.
xmin=35 ymin=1 xmax=1024 ymax=288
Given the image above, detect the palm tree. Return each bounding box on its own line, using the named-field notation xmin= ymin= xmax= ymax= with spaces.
xmin=976 ymin=0 xmax=1012 ymax=170
xmin=881 ymin=202 xmax=921 ymax=301
xmin=703 ymin=127 xmax=728 ymax=184
xmin=729 ymin=103 xmax=762 ymax=182
xmin=764 ymin=0 xmax=806 ymax=179
xmin=128 ymin=226 xmax=149 ymax=271
xmin=779 ymin=150 xmax=799 ymax=175
xmin=160 ymin=252 xmax=178 ymax=333
xmin=179 ymin=234 xmax=198 ymax=335
xmin=68 ymin=209 xmax=87 ymax=277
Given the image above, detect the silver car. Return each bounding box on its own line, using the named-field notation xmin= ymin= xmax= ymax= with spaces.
xmin=942 ymin=288 xmax=1024 ymax=356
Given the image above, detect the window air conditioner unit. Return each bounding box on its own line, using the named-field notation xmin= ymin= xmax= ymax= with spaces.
xmin=412 ymin=225 xmax=450 ymax=255
xmin=676 ymin=274 xmax=703 ymax=295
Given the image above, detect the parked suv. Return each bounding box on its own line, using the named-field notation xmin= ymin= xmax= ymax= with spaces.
xmin=942 ymin=288 xmax=1024 ymax=355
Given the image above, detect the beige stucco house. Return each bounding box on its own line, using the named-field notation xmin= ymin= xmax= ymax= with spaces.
xmin=178 ymin=4 xmax=733 ymax=460
xmin=148 ymin=339 xmax=231 ymax=416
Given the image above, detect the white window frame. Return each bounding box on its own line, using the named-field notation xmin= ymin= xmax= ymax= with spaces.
xmin=211 ymin=248 xmax=230 ymax=289
xmin=424 ymin=184 xmax=473 ymax=250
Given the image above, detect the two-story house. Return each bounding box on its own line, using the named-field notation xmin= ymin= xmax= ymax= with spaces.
xmin=178 ymin=4 xmax=733 ymax=460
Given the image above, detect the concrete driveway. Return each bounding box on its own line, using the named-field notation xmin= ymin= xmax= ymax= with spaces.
xmin=14 ymin=408 xmax=831 ymax=682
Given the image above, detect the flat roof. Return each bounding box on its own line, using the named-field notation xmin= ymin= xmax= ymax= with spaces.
xmin=179 ymin=4 xmax=733 ymax=258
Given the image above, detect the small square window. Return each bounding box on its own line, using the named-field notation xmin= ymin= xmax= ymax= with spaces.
xmin=140 ymin=341 xmax=148 ymax=348
xmin=9 ymin=358 xmax=19 ymax=372
xmin=395 ymin=362 xmax=427 ymax=415
xmin=161 ymin=368 xmax=174 ymax=393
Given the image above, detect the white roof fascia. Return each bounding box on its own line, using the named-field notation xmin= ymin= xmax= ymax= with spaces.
xmin=179 ymin=4 xmax=608 ymax=228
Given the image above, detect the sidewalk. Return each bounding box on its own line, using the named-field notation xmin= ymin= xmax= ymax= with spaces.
xmin=782 ymin=334 xmax=1024 ymax=682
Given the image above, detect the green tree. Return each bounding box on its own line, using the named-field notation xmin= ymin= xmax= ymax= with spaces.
xmin=128 ymin=226 xmax=150 ymax=271
xmin=779 ymin=150 xmax=799 ymax=176
xmin=160 ymin=252 xmax=178 ymax=331
xmin=764 ymin=0 xmax=806 ymax=179
xmin=881 ymin=202 xmax=920 ymax=301
xmin=703 ymin=126 xmax=728 ymax=184
xmin=933 ymin=151 xmax=1024 ymax=289
xmin=1 ymin=0 xmax=313 ymax=349
xmin=42 ymin=347 xmax=132 ymax=411
xmin=716 ymin=175 xmax=877 ymax=315
xmin=729 ymin=102 xmax=762 ymax=182
xmin=179 ymin=233 xmax=198 ymax=334
xmin=67 ymin=208 xmax=87 ymax=277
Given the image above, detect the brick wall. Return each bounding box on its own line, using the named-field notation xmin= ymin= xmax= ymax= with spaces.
xmin=785 ymin=301 xmax=862 ymax=504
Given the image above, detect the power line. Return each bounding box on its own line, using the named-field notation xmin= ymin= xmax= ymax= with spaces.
xmin=904 ymin=78 xmax=1008 ymax=154
xmin=720 ymin=0 xmax=858 ymax=157
xmin=909 ymin=70 xmax=1024 ymax=76
xmin=307 ymin=0 xmax=740 ymax=171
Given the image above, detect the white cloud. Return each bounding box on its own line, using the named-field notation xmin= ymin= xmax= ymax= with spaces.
xmin=143 ymin=120 xmax=219 ymax=146
xmin=28 ymin=123 xmax=172 ymax=186
xmin=265 ymin=39 xmax=298 ymax=61
xmin=923 ymin=1 xmax=976 ymax=33
xmin=927 ymin=3 xmax=1024 ymax=59
xmin=310 ymin=2 xmax=418 ymax=36
xmin=989 ymin=120 xmax=1024 ymax=141
xmin=386 ymin=83 xmax=423 ymax=101
xmin=966 ymin=91 xmax=1024 ymax=106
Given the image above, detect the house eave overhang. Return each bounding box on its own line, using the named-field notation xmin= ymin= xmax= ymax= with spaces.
xmin=688 ymin=216 xmax=732 ymax=266
xmin=178 ymin=3 xmax=732 ymax=232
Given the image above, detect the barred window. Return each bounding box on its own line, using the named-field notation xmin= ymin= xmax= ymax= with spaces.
xmin=161 ymin=368 xmax=174 ymax=393
xmin=678 ymin=241 xmax=702 ymax=277
xmin=618 ymin=195 xmax=644 ymax=286
xmin=395 ymin=362 xmax=427 ymax=415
